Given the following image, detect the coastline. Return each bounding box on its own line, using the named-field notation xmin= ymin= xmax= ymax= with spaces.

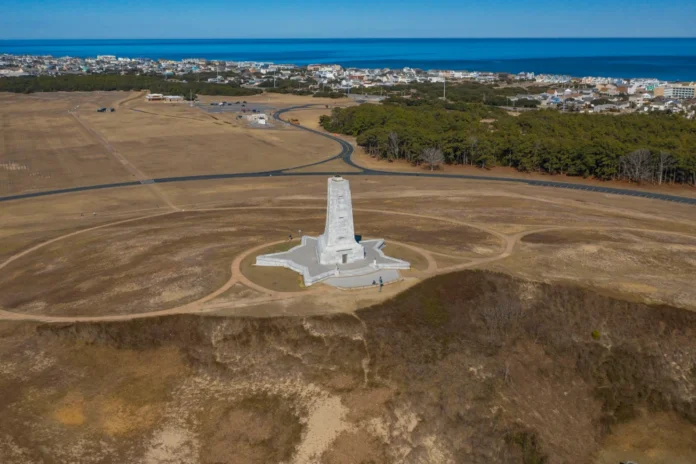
xmin=2 ymin=38 xmax=696 ymax=81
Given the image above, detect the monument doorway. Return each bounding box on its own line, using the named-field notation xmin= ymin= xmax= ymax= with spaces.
xmin=342 ymin=254 xmax=348 ymax=264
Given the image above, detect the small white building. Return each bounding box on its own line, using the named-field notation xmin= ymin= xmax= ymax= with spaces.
xmin=146 ymin=94 xmax=184 ymax=102
xmin=245 ymin=113 xmax=267 ymax=124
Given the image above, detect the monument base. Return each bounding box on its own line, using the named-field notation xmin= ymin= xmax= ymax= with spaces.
xmin=255 ymin=236 xmax=410 ymax=288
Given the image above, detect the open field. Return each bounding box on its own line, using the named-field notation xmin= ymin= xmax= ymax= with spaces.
xmin=0 ymin=92 xmax=136 ymax=195
xmin=1 ymin=92 xmax=696 ymax=464
xmin=2 ymin=173 xmax=696 ymax=320
xmin=81 ymin=102 xmax=341 ymax=178
xmin=0 ymin=92 xmax=344 ymax=196
xmin=281 ymin=107 xmax=345 ymax=131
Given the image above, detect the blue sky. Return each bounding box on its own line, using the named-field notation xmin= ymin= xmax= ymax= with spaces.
xmin=2 ymin=0 xmax=695 ymax=39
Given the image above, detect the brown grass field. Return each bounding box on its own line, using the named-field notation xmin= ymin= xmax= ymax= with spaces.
xmin=0 ymin=92 xmax=348 ymax=196
xmin=1 ymin=92 xmax=696 ymax=464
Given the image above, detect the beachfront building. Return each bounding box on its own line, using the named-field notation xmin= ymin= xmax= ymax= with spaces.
xmin=664 ymin=84 xmax=696 ymax=99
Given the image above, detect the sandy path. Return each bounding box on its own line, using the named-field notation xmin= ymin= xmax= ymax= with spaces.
xmin=2 ymin=203 xmax=695 ymax=323
xmin=0 ymin=207 xmax=504 ymax=323
xmin=69 ymin=112 xmax=178 ymax=210
xmin=116 ymin=91 xmax=147 ymax=108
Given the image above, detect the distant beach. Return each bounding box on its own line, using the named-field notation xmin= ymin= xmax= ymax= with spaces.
xmin=1 ymin=38 xmax=696 ymax=81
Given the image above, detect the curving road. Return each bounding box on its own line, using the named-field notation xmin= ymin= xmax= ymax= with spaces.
xmin=1 ymin=104 xmax=694 ymax=205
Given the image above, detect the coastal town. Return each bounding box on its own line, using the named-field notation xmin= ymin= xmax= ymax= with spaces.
xmin=1 ymin=52 xmax=695 ymax=117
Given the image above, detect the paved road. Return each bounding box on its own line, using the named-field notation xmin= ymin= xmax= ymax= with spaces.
xmin=1 ymin=104 xmax=695 ymax=206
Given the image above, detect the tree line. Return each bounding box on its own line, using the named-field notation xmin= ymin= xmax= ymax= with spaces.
xmin=320 ymin=102 xmax=696 ymax=185
xmin=0 ymin=75 xmax=262 ymax=97
xmin=336 ymin=81 xmax=546 ymax=106
xmin=377 ymin=81 xmax=547 ymax=106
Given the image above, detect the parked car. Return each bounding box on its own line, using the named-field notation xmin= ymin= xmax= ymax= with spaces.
xmin=96 ymin=107 xmax=106 ymax=112
xmin=108 ymin=108 xmax=115 ymax=112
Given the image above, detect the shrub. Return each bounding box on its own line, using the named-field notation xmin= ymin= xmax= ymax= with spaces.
xmin=506 ymin=431 xmax=548 ymax=464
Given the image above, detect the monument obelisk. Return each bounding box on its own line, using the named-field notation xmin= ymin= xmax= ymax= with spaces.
xmin=317 ymin=176 xmax=365 ymax=265
xmin=255 ymin=175 xmax=409 ymax=287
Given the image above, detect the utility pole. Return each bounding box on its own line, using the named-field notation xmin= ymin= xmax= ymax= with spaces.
xmin=443 ymin=77 xmax=446 ymax=99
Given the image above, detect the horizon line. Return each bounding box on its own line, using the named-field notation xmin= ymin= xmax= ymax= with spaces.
xmin=2 ymin=36 xmax=696 ymax=41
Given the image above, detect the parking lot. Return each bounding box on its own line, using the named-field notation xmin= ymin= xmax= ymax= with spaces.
xmin=195 ymin=101 xmax=273 ymax=115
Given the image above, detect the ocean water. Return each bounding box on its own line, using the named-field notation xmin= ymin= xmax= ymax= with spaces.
xmin=1 ymin=38 xmax=696 ymax=81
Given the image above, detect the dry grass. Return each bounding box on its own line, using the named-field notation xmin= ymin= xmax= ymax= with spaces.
xmin=80 ymin=98 xmax=342 ymax=177
xmin=0 ymin=211 xmax=256 ymax=316
xmin=0 ymin=205 xmax=508 ymax=317
xmin=281 ymin=107 xmax=341 ymax=130
xmin=594 ymin=412 xmax=696 ymax=464
xmin=0 ymin=92 xmax=344 ymax=197
xmin=0 ymin=92 xmax=136 ymax=194
xmin=380 ymin=242 xmax=430 ymax=271
xmin=3 ymin=271 xmax=696 ymax=463
xmin=3 ymin=91 xmax=696 ymax=464
xmin=494 ymin=228 xmax=696 ymax=309
xmin=2 ymin=173 xmax=696 ymax=317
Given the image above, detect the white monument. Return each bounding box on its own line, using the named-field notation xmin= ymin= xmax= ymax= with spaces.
xmin=317 ymin=176 xmax=364 ymax=265
xmin=255 ymin=176 xmax=410 ymax=288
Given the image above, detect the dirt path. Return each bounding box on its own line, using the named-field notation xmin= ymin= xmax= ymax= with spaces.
xmin=0 ymin=207 xmax=505 ymax=323
xmin=117 ymin=91 xmax=147 ymax=108
xmin=69 ymin=112 xmax=178 ymax=210
xmin=2 ymin=204 xmax=695 ymax=324
xmin=0 ymin=211 xmax=175 ymax=272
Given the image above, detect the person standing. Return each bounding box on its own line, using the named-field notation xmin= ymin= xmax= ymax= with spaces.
xmin=379 ymin=276 xmax=383 ymax=292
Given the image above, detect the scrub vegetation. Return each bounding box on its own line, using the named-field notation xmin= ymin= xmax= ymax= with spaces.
xmin=321 ymin=102 xmax=696 ymax=184
xmin=0 ymin=74 xmax=262 ymax=97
